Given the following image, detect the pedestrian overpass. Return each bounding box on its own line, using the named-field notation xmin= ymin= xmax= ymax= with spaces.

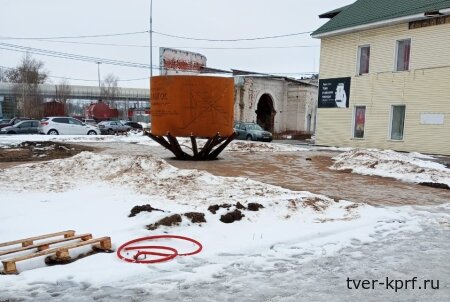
xmin=0 ymin=83 xmax=149 ymax=101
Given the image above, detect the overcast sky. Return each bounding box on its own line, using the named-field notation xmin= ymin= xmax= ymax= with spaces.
xmin=0 ymin=0 xmax=353 ymax=88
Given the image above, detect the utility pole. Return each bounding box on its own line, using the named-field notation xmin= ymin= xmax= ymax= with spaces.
xmin=97 ymin=62 xmax=101 ymax=89
xmin=150 ymin=0 xmax=153 ymax=78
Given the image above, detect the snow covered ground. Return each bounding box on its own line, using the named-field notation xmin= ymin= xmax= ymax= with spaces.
xmin=331 ymin=149 xmax=450 ymax=187
xmin=0 ymin=134 xmax=308 ymax=153
xmin=0 ymin=138 xmax=448 ymax=301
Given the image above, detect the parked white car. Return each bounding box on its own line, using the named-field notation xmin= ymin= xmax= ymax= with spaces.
xmin=38 ymin=117 xmax=100 ymax=135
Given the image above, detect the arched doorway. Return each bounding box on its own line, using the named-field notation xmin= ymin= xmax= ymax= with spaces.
xmin=256 ymin=94 xmax=276 ymax=132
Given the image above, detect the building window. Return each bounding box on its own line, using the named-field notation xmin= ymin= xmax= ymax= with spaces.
xmin=390 ymin=105 xmax=406 ymax=140
xmin=353 ymin=106 xmax=366 ymax=138
xmin=357 ymin=45 xmax=370 ymax=75
xmin=396 ymin=39 xmax=411 ymax=71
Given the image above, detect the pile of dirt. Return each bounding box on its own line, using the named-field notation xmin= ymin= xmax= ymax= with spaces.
xmin=184 ymin=212 xmax=206 ymax=223
xmin=247 ymin=203 xmax=264 ymax=211
xmin=220 ymin=209 xmax=245 ymax=224
xmin=129 ymin=204 xmax=164 ymax=217
xmin=208 ymin=204 xmax=232 ymax=214
xmin=146 ymin=214 xmax=182 ymax=230
xmin=0 ymin=141 xmax=94 ymax=162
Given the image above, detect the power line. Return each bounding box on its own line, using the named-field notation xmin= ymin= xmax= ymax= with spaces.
xmin=0 ymin=65 xmax=149 ymax=82
xmin=2 ymin=38 xmax=320 ymax=50
xmin=0 ymin=29 xmax=314 ymax=43
xmin=0 ymin=44 xmax=317 ymax=78
xmin=152 ymin=30 xmax=314 ymax=42
xmin=0 ymin=31 xmax=148 ymax=40
xmin=0 ymin=42 xmax=153 ymax=69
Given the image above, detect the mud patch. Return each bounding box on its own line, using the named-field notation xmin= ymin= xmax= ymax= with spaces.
xmin=146 ymin=214 xmax=182 ymax=230
xmin=247 ymin=203 xmax=264 ymax=211
xmin=208 ymin=204 xmax=232 ymax=214
xmin=0 ymin=141 xmax=95 ymax=162
xmin=236 ymin=202 xmax=246 ymax=210
xmin=184 ymin=212 xmax=206 ymax=224
xmin=220 ymin=209 xmax=245 ymax=224
xmin=129 ymin=204 xmax=164 ymax=217
xmin=419 ymin=182 xmax=450 ymax=190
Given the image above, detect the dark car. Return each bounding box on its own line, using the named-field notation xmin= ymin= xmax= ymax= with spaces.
xmin=234 ymin=122 xmax=273 ymax=142
xmin=0 ymin=120 xmax=39 ymax=134
xmin=124 ymin=121 xmax=143 ymax=130
xmin=0 ymin=117 xmax=32 ymax=130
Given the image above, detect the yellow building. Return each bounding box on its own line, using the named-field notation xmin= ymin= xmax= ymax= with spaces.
xmin=312 ymin=0 xmax=450 ymax=155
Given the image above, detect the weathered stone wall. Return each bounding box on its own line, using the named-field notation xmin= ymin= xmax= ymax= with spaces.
xmin=234 ymin=76 xmax=317 ymax=134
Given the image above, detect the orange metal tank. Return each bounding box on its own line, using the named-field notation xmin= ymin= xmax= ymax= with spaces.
xmin=150 ymin=75 xmax=235 ymax=137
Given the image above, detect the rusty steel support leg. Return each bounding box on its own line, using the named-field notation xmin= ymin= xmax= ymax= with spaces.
xmin=197 ymin=133 xmax=221 ymax=160
xmin=208 ymin=131 xmax=238 ymax=160
xmin=167 ymin=132 xmax=193 ymax=160
xmin=144 ymin=131 xmax=171 ymax=150
xmin=190 ymin=135 xmax=198 ymax=157
xmin=144 ymin=131 xmax=237 ymax=161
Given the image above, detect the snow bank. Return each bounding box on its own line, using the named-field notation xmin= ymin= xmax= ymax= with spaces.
xmin=0 ymin=133 xmax=156 ymax=147
xmin=331 ymin=149 xmax=450 ymax=186
xmin=0 ymin=151 xmax=423 ymax=292
xmin=225 ymin=140 xmax=308 ymax=152
xmin=1 ymin=135 xmax=307 ymax=153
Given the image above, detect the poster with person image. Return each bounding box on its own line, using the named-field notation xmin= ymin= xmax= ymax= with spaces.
xmin=318 ymin=77 xmax=351 ymax=108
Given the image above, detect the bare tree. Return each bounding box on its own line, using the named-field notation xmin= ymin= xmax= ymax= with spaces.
xmin=5 ymin=53 xmax=48 ymax=118
xmin=0 ymin=67 xmax=5 ymax=82
xmin=54 ymin=79 xmax=71 ymax=114
xmin=101 ymin=73 xmax=119 ymax=106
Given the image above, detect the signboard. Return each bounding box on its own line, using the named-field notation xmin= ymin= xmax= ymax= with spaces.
xmin=420 ymin=113 xmax=445 ymax=125
xmin=318 ymin=77 xmax=351 ymax=108
xmin=151 ymin=75 xmax=234 ymax=137
xmin=159 ymin=48 xmax=207 ymax=75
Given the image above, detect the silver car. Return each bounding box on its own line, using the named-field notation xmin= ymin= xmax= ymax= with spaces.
xmin=97 ymin=121 xmax=132 ymax=134
xmin=38 ymin=117 xmax=100 ymax=135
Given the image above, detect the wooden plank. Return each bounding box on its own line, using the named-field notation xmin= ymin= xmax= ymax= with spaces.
xmin=2 ymin=237 xmax=111 ymax=274
xmin=0 ymin=230 xmax=75 ymax=248
xmin=0 ymin=234 xmax=92 ymax=257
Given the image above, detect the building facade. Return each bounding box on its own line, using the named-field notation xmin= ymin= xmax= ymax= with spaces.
xmin=313 ymin=0 xmax=450 ymax=155
xmin=234 ymin=75 xmax=318 ymax=135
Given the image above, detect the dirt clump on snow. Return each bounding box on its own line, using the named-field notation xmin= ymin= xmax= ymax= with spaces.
xmin=129 ymin=204 xmax=164 ymax=217
xmin=184 ymin=212 xmax=206 ymax=223
xmin=147 ymin=214 xmax=182 ymax=230
xmin=419 ymin=182 xmax=450 ymax=190
xmin=303 ymin=198 xmax=329 ymax=212
xmin=0 ymin=141 xmax=94 ymax=162
xmin=220 ymin=209 xmax=245 ymax=224
xmin=236 ymin=202 xmax=246 ymax=210
xmin=247 ymin=203 xmax=264 ymax=211
xmin=208 ymin=204 xmax=232 ymax=214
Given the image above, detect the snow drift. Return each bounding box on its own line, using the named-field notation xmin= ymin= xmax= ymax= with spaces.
xmin=331 ymin=149 xmax=450 ymax=186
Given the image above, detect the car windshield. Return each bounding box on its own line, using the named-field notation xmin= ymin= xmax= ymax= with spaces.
xmin=247 ymin=124 xmax=264 ymax=131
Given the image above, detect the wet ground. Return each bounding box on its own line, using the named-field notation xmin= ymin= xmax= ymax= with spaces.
xmin=0 ymin=141 xmax=95 ymax=164
xmin=94 ymin=142 xmax=449 ymax=207
xmin=0 ymin=139 xmax=449 ymax=302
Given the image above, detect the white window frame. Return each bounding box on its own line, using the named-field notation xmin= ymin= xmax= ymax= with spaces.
xmin=389 ymin=105 xmax=406 ymax=141
xmin=356 ymin=45 xmax=371 ymax=76
xmin=394 ymin=38 xmax=412 ymax=72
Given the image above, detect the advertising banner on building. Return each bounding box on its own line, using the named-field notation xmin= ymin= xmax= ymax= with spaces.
xmin=318 ymin=77 xmax=351 ymax=108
